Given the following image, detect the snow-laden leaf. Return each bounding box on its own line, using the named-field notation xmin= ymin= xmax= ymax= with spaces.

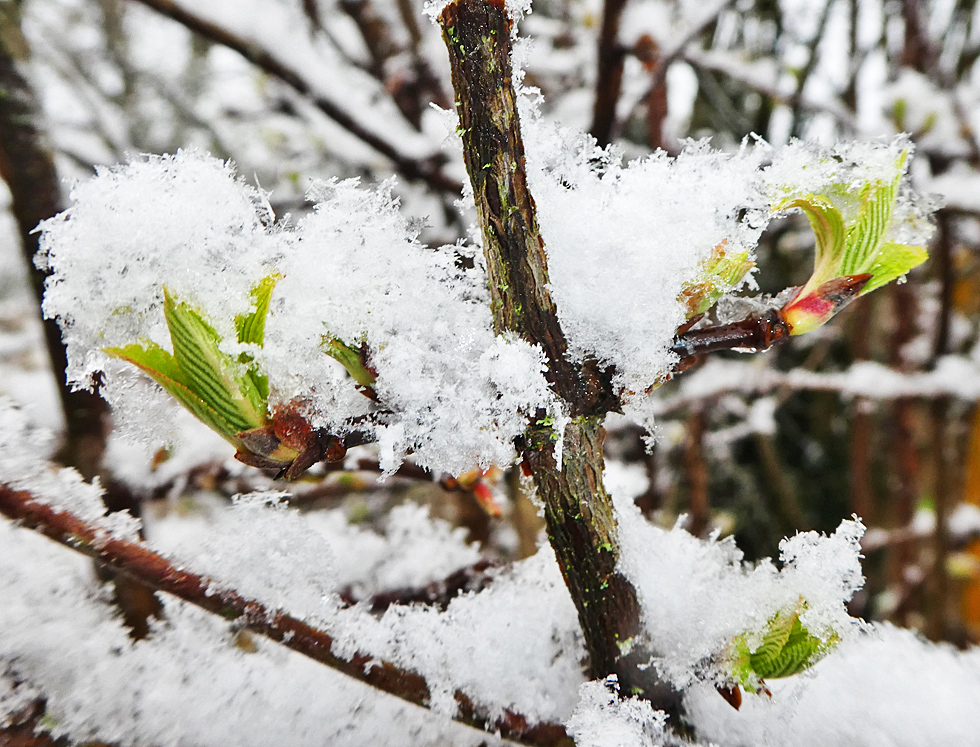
xmin=728 ymin=599 xmax=837 ymax=693
xmin=678 ymin=241 xmax=755 ymax=318
xmin=235 ymin=273 xmax=281 ymax=403
xmin=322 ymin=336 xmax=377 ymax=388
xmin=235 ymin=273 xmax=280 ymax=347
xmin=104 ymin=341 xmax=245 ymax=440
xmin=164 ymin=287 xmax=266 ymax=433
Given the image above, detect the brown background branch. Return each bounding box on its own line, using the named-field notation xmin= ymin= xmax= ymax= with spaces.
xmin=128 ymin=0 xmax=462 ymax=194
xmin=0 ymin=4 xmax=109 ymax=481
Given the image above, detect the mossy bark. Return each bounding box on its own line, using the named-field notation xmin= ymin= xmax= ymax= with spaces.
xmin=439 ymin=0 xmax=677 ymax=710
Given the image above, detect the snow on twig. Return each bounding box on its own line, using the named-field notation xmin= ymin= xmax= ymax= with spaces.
xmin=0 ymin=483 xmax=568 ymax=747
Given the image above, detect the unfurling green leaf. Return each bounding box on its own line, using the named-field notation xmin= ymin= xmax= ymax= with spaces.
xmin=775 ymin=149 xmax=930 ymax=335
xmin=235 ymin=272 xmax=280 ymax=346
xmin=164 ymin=287 xmax=266 ymax=433
xmin=679 ymin=240 xmax=755 ymax=319
xmin=322 ymin=336 xmax=377 ymax=388
xmin=105 ymin=279 xmax=276 ymax=444
xmin=234 ymin=273 xmax=280 ymax=405
xmin=104 ymin=341 xmax=245 ymax=439
xmin=727 ymin=598 xmax=838 ymax=694
xmin=105 ymin=277 xmax=342 ymax=480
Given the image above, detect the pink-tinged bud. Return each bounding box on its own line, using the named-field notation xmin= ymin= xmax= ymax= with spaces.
xmin=781 ymin=274 xmax=872 ymax=336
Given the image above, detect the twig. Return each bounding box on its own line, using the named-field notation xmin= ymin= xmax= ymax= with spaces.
xmin=669 ymin=308 xmax=790 ymax=369
xmin=0 ymin=484 xmax=568 ymax=747
xmin=683 ymin=410 xmax=709 ymax=537
xmin=787 ymin=0 xmax=836 ymax=137
xmin=341 ymin=559 xmax=501 ymax=613
xmin=127 ymin=0 xmax=462 ymax=194
xmin=645 ymin=0 xmax=735 ymax=92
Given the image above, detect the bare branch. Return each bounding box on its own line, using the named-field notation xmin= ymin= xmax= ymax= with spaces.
xmin=645 ymin=0 xmax=735 ymax=91
xmin=0 ymin=484 xmax=568 ymax=747
xmin=127 ymin=0 xmax=462 ymax=194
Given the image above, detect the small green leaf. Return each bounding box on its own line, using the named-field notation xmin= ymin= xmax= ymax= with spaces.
xmin=104 ymin=341 xmax=244 ymax=439
xmin=235 ymin=272 xmax=280 ymax=346
xmin=679 ymin=242 xmax=755 ymax=318
xmin=234 ymin=274 xmax=279 ymax=407
xmin=776 ymin=196 xmax=847 ymax=287
xmin=322 ymin=336 xmax=376 ymax=388
xmin=841 ymin=175 xmax=898 ymax=276
xmin=862 ymin=242 xmax=929 ymax=294
xmin=164 ymin=288 xmax=266 ymax=433
xmin=728 ymin=599 xmax=837 ymax=693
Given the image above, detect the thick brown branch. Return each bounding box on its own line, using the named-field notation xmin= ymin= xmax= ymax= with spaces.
xmin=0 ymin=485 xmax=568 ymax=747
xmin=439 ymin=0 xmax=615 ymax=415
xmin=0 ymin=6 xmax=109 ymax=480
xmin=439 ymin=0 xmax=675 ymax=718
xmin=127 ymin=0 xmax=462 ymax=194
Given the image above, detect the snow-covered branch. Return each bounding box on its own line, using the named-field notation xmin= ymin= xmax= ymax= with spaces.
xmin=0 ymin=483 xmax=568 ymax=747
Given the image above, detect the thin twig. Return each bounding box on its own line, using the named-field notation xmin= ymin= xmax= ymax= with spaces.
xmin=127 ymin=0 xmax=462 ymax=194
xmin=0 ymin=484 xmax=568 ymax=747
xmin=341 ymin=559 xmax=501 ymax=613
xmin=669 ymin=308 xmax=790 ymax=370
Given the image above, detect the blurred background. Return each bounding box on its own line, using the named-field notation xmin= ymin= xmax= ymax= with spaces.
xmin=2 ymin=0 xmax=980 ymax=648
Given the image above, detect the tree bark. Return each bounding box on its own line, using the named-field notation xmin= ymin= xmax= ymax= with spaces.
xmin=438 ymin=0 xmax=677 ymax=712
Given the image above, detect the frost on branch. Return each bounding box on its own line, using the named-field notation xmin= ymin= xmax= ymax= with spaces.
xmin=0 ymin=398 xmax=137 ymax=539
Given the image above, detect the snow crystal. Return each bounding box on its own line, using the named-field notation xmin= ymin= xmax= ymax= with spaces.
xmin=565 ymin=677 xmax=668 ymax=747
xmin=153 ymin=492 xmax=340 ymax=620
xmin=522 ymin=117 xmax=769 ymax=404
xmin=329 ymin=548 xmax=585 ymax=722
xmin=265 ymin=177 xmax=554 ymax=475
xmin=317 ymin=502 xmax=482 ymax=599
xmin=0 ymin=519 xmax=491 ymax=747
